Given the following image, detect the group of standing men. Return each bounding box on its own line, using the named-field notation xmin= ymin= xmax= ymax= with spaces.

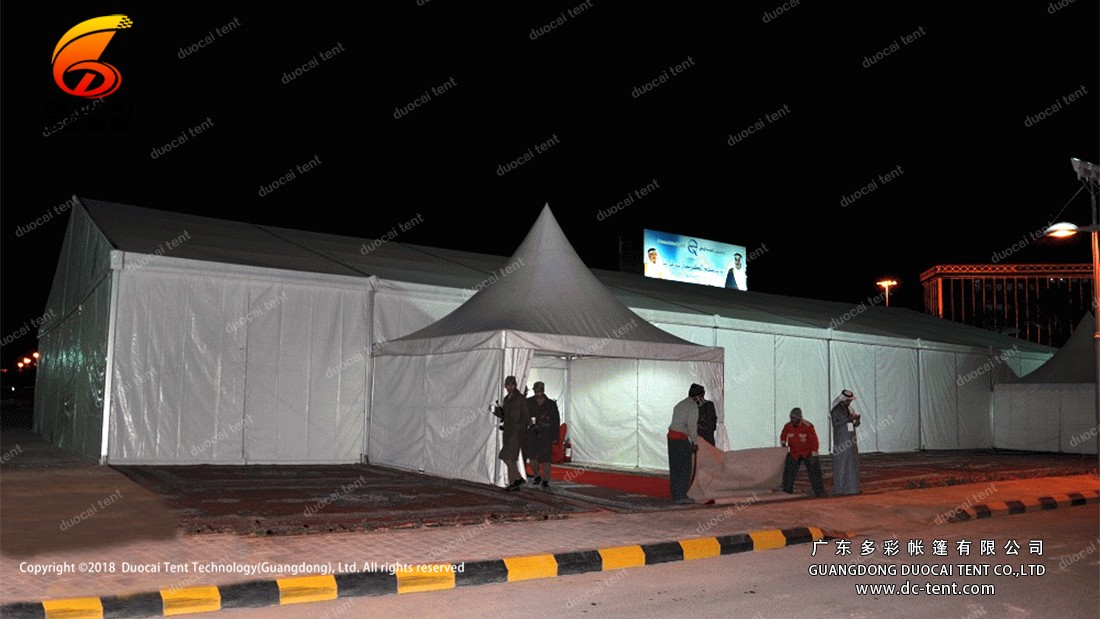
xmin=494 ymin=374 xmax=863 ymax=501
xmin=493 ymin=375 xmax=561 ymax=491
xmin=669 ymin=382 xmax=863 ymax=504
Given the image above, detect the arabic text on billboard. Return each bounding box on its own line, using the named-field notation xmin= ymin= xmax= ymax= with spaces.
xmin=642 ymin=229 xmax=747 ymax=290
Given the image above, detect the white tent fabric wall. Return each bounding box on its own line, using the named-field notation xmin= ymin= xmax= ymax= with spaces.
xmin=774 ymin=335 xmax=830 ymax=451
xmin=956 ymin=352 xmax=996 ymax=448
xmin=873 ymin=346 xmax=920 ymax=453
xmin=645 ymin=320 xmax=729 ymax=450
xmin=368 ymin=353 xmax=430 ymax=473
xmin=34 ymin=203 xmax=114 ymax=461
xmin=108 ymin=263 xmax=372 ymax=464
xmin=919 ymin=350 xmax=957 ymax=449
xmin=109 ymin=267 xmax=248 ymax=463
xmin=992 ymin=384 xmax=1097 ymax=453
xmin=369 ymin=348 xmax=506 ymax=483
xmin=1058 ymin=394 xmax=1095 ymax=453
xmin=237 ymin=281 xmax=369 ymax=464
xmin=917 ymin=348 xmax=1002 ymax=450
xmin=721 ymin=329 xmax=775 ymax=450
xmin=34 ymin=279 xmax=112 ymax=461
xmin=569 ymin=358 xmax=639 ymax=467
xmin=369 ymin=279 xmax=477 ymax=467
xmin=990 ymin=312 xmax=1098 ymax=454
xmin=828 ymin=343 xmax=921 ymax=455
xmin=564 ymin=357 xmax=723 ymax=471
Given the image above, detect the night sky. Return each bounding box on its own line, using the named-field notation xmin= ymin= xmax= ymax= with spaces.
xmin=2 ymin=2 xmax=1098 ymax=369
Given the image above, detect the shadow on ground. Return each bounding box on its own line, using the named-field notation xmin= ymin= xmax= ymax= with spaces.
xmin=0 ymin=429 xmax=181 ymax=556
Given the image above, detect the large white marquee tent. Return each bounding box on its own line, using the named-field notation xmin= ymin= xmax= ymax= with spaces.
xmin=34 ymin=198 xmax=1067 ymax=482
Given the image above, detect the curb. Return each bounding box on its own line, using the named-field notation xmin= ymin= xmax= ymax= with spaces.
xmin=947 ymin=490 xmax=1099 ymax=523
xmin=0 ymin=526 xmax=824 ymax=619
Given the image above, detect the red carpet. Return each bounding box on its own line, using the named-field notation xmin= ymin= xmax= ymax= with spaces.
xmin=549 ymin=465 xmax=670 ymax=498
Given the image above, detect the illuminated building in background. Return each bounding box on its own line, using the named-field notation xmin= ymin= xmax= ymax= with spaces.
xmin=921 ymin=263 xmax=1093 ymax=348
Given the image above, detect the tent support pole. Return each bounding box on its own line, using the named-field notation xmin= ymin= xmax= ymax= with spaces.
xmin=917 ymin=344 xmax=923 ymax=450
xmin=988 ymin=347 xmax=995 ymax=450
xmin=98 ymin=268 xmax=122 ymax=465
xmin=826 ymin=336 xmax=832 ymax=455
xmin=364 ymin=289 xmax=376 ymax=464
xmin=493 ymin=346 xmax=506 ymax=485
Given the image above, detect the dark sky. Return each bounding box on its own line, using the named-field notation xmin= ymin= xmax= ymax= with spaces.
xmin=2 ymin=2 xmax=1098 ymax=369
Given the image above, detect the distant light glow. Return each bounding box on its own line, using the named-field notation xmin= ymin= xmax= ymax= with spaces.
xmin=877 ymin=279 xmax=899 ymax=307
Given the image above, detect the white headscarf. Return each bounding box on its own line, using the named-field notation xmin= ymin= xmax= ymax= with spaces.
xmin=830 ymin=389 xmax=856 ymax=410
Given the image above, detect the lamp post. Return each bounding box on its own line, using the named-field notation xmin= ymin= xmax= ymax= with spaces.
xmin=1045 ymin=157 xmax=1100 ymax=443
xmin=877 ymin=279 xmax=898 ymax=307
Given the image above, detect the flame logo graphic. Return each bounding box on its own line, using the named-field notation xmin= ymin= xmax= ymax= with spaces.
xmin=52 ymin=15 xmax=133 ymax=98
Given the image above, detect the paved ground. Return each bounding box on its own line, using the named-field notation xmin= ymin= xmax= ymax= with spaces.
xmin=1 ymin=427 xmax=1097 ymax=616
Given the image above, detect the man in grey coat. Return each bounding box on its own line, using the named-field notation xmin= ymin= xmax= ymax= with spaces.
xmin=829 ymin=389 xmax=861 ymax=495
xmin=493 ymin=375 xmax=529 ymax=491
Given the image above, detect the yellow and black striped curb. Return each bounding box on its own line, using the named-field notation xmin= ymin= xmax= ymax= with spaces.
xmin=947 ymin=490 xmax=1099 ymax=523
xmin=0 ymin=526 xmax=823 ymax=619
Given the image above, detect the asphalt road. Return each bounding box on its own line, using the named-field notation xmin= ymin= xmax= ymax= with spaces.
xmin=211 ymin=504 xmax=1100 ymax=619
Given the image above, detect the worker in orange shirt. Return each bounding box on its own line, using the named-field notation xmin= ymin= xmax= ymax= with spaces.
xmin=780 ymin=407 xmax=826 ymax=497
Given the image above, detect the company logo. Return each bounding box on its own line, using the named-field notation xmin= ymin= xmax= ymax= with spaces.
xmin=52 ymin=15 xmax=133 ymax=98
xmin=688 ymin=238 xmax=699 ymax=256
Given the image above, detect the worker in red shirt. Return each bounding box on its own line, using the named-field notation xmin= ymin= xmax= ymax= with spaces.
xmin=780 ymin=407 xmax=826 ymax=497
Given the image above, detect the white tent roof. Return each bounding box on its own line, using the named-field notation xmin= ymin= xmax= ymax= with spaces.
xmin=375 ymin=205 xmax=723 ymax=362
xmin=66 ymin=196 xmax=1054 ymax=357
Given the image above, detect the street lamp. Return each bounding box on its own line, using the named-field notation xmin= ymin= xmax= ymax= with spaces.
xmin=1044 ymin=157 xmax=1100 ymax=442
xmin=877 ymin=279 xmax=898 ymax=307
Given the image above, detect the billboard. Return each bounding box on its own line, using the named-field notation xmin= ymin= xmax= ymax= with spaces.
xmin=643 ymin=229 xmax=747 ymax=290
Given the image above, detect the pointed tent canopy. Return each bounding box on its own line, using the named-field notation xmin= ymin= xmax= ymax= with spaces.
xmin=369 ymin=204 xmax=726 ymax=483
xmin=376 ymin=204 xmax=722 ymax=362
xmin=1009 ymin=311 xmax=1096 ymax=384
xmin=992 ymin=311 xmax=1097 ymax=454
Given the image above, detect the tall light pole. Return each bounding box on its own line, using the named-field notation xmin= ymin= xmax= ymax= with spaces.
xmin=1045 ymin=157 xmax=1100 ymax=443
xmin=877 ymin=279 xmax=898 ymax=307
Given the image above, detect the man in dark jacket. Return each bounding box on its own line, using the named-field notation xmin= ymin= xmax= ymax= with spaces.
xmin=493 ymin=375 xmax=529 ymax=490
xmin=697 ymin=397 xmax=717 ymax=446
xmin=525 ymin=381 xmax=561 ymax=488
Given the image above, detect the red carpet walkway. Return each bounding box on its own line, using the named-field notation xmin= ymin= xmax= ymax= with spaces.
xmin=549 ymin=464 xmax=670 ymax=497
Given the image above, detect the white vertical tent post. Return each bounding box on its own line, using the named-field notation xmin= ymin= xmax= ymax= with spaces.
xmin=99 ymin=266 xmax=122 ymax=464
